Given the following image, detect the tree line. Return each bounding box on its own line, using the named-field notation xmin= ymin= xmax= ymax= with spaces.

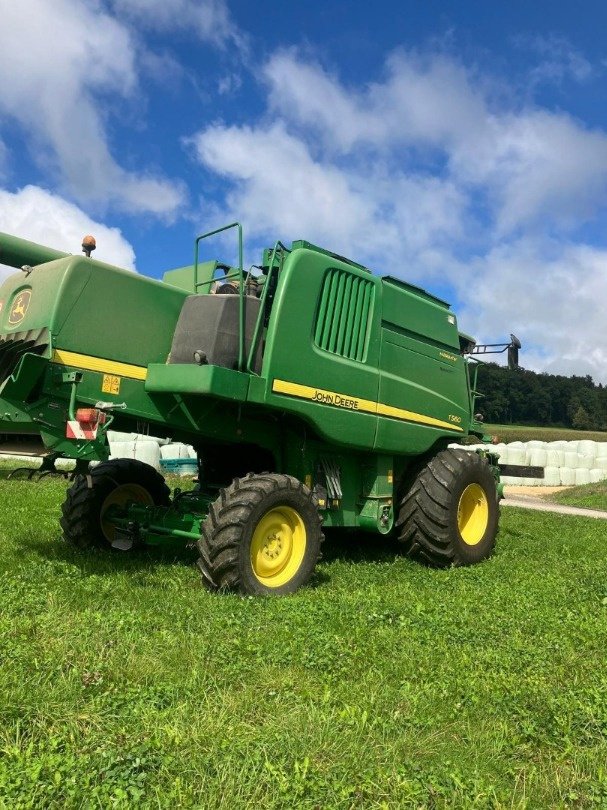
xmin=474 ymin=362 xmax=607 ymax=430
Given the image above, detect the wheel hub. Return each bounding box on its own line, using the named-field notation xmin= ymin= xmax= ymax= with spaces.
xmin=457 ymin=483 xmax=489 ymax=546
xmin=101 ymin=483 xmax=154 ymax=544
xmin=250 ymin=506 xmax=307 ymax=587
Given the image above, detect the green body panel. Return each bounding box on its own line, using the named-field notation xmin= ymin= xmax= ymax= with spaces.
xmin=0 ymin=231 xmax=69 ymax=270
xmin=0 ymin=230 xmax=485 ymax=543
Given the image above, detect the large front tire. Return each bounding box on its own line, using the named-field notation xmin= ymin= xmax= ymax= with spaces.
xmin=60 ymin=459 xmax=171 ymax=549
xmin=197 ymin=473 xmax=323 ymax=595
xmin=396 ymin=448 xmax=498 ymax=567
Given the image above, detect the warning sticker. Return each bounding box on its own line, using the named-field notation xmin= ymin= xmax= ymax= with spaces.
xmin=102 ymin=374 xmax=121 ymax=395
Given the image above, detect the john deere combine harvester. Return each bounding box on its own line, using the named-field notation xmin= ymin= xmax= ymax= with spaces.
xmin=0 ymin=224 xmax=520 ymax=594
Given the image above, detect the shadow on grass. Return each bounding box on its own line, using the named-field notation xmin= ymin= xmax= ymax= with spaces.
xmin=13 ymin=527 xmax=404 ymax=592
xmin=13 ymin=532 xmax=200 ymax=578
xmin=320 ymin=528 xmax=401 ymax=565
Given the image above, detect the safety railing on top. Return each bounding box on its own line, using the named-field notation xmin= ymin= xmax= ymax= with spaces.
xmin=246 ymin=241 xmax=290 ymax=374
xmin=194 ymin=223 xmax=245 ymax=371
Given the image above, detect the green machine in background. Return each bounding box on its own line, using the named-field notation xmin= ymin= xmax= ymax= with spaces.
xmin=0 ymin=224 xmax=520 ymax=594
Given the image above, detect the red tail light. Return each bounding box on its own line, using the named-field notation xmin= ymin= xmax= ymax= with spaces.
xmin=75 ymin=408 xmax=106 ymax=425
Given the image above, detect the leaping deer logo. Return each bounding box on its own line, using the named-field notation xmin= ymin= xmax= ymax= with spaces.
xmin=9 ymin=290 xmax=31 ymax=325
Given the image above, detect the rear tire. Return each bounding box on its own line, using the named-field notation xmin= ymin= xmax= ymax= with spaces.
xmin=197 ymin=473 xmax=323 ymax=595
xmin=60 ymin=459 xmax=170 ymax=549
xmin=396 ymin=448 xmax=498 ymax=567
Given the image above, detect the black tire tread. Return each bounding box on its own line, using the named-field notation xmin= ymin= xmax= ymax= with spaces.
xmin=60 ymin=459 xmax=170 ymax=549
xmin=396 ymin=448 xmax=498 ymax=568
xmin=197 ymin=473 xmax=323 ymax=594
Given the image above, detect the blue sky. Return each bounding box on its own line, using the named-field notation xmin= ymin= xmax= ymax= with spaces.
xmin=1 ymin=0 xmax=607 ymax=380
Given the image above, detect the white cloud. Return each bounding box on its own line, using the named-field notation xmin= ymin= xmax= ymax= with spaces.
xmin=190 ymin=122 xmax=466 ymax=272
xmin=190 ymin=46 xmax=607 ymax=381
xmin=0 ymin=0 xmax=184 ymax=216
xmin=457 ymin=238 xmax=607 ymax=381
xmin=517 ymin=34 xmax=594 ymax=87
xmin=262 ymin=50 xmax=607 ymax=234
xmin=110 ymin=0 xmax=240 ymax=47
xmin=0 ymin=185 xmax=136 ymax=279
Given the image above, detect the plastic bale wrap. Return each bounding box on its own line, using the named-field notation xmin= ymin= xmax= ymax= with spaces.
xmin=590 ymin=469 xmax=607 ymax=484
xmin=576 ymin=454 xmax=594 ymax=471
xmin=529 ymin=448 xmax=548 ymax=468
xmin=564 ymin=451 xmax=579 ymax=468
xmin=160 ymin=442 xmax=191 ymax=459
xmin=134 ymin=441 xmax=161 ymax=471
xmin=107 ymin=430 xmax=136 ymax=444
xmin=546 ymin=448 xmax=565 ymax=467
xmin=543 ymin=467 xmax=562 ymax=486
xmin=560 ymin=468 xmax=576 ymax=486
xmin=578 ymin=440 xmax=597 ymax=458
xmin=508 ymin=447 xmax=527 ymax=465
xmin=575 ymin=469 xmax=591 ymax=486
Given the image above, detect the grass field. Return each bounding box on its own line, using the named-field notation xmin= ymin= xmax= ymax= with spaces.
xmin=1 ymin=472 xmax=607 ymax=808
xmin=546 ymin=481 xmax=607 ymax=512
xmin=485 ymin=424 xmax=607 ymax=444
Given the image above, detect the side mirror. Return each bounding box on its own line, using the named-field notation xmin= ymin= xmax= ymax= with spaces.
xmin=507 ymin=334 xmax=521 ymax=370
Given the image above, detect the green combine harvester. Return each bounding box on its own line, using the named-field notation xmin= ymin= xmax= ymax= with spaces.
xmin=0 ymin=224 xmax=521 ymax=594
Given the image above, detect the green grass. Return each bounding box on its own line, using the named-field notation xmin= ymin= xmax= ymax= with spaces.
xmin=485 ymin=424 xmax=607 ymax=444
xmin=545 ymin=481 xmax=607 ymax=511
xmin=1 ymin=474 xmax=607 ymax=808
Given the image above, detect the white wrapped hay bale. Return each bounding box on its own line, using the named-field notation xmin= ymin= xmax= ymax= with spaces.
xmin=546 ymin=448 xmax=565 ymax=467
xmin=495 ymin=445 xmax=508 ymax=463
xmin=560 ymin=468 xmax=576 ymax=486
xmin=564 ymin=451 xmax=579 ymax=468
xmin=110 ymin=439 xmax=161 ymax=471
xmin=575 ymin=469 xmax=591 ymax=486
xmin=529 ymin=448 xmax=548 ymax=468
xmin=131 ymin=434 xmax=170 ymax=446
xmin=108 ymin=440 xmax=131 ymax=459
xmin=134 ymin=441 xmax=161 ymax=470
xmin=576 ymin=454 xmax=593 ymax=470
xmin=595 ymin=457 xmax=607 ymax=471
xmin=596 ymin=443 xmax=607 ymax=459
xmin=508 ymin=447 xmax=527 ymax=465
xmin=577 ymin=440 xmax=597 ymax=458
xmin=527 ymin=440 xmax=546 ymax=449
xmin=549 ymin=441 xmax=569 ymax=451
xmin=186 ymin=445 xmax=197 ymax=459
xmin=590 ymin=469 xmax=607 ymax=483
xmin=543 ymin=467 xmax=561 ymax=486
xmin=160 ymin=442 xmax=191 ymax=459
xmin=107 ymin=430 xmax=136 ymax=444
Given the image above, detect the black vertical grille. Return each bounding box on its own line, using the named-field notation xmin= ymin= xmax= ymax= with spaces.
xmin=0 ymin=328 xmax=49 ymax=386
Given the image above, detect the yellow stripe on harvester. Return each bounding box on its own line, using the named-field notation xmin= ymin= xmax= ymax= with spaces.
xmin=272 ymin=378 xmax=463 ymax=432
xmin=51 ymin=349 xmax=148 ymax=381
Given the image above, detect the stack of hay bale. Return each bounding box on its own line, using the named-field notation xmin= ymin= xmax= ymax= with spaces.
xmin=107 ymin=431 xmax=197 ymax=475
xmin=462 ymin=440 xmax=607 ymax=486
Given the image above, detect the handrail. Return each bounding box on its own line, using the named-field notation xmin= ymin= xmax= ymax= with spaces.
xmin=194 ymin=222 xmax=245 ymax=371
xmin=246 ymin=241 xmax=289 ymax=374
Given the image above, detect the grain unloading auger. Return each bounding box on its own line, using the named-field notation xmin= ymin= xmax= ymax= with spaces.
xmin=0 ymin=224 xmax=523 ymax=594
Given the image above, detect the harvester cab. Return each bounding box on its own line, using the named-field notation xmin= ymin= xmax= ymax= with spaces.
xmin=0 ymin=224 xmax=519 ymax=594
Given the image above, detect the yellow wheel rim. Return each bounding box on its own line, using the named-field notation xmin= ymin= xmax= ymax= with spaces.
xmin=457 ymin=483 xmax=489 ymax=546
xmin=250 ymin=506 xmax=307 ymax=588
xmin=101 ymin=483 xmax=154 ymax=543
